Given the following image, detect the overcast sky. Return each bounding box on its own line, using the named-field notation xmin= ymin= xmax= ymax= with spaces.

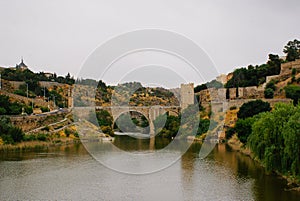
xmin=0 ymin=0 xmax=299 ymax=87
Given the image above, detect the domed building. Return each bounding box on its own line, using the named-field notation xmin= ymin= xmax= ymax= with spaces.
xmin=15 ymin=58 xmax=28 ymax=71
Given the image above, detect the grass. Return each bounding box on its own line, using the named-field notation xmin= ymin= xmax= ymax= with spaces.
xmin=0 ymin=137 xmax=81 ymax=152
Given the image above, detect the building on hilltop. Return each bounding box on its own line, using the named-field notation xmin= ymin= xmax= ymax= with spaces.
xmin=15 ymin=58 xmax=28 ymax=71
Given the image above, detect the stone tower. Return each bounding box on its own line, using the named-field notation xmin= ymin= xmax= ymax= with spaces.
xmin=180 ymin=83 xmax=194 ymax=109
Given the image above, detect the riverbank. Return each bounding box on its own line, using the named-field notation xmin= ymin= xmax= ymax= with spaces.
xmin=0 ymin=137 xmax=81 ymax=152
xmin=227 ymin=134 xmax=300 ymax=191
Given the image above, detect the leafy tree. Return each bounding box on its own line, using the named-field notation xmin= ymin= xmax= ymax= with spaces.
xmin=248 ymin=103 xmax=299 ymax=175
xmin=237 ymin=100 xmax=271 ymax=119
xmin=284 ymin=85 xmax=300 ymax=105
xmin=234 ymin=117 xmax=256 ymax=143
xmin=194 ymin=80 xmax=223 ymax=93
xmin=264 ymin=88 xmax=274 ymax=99
xmin=0 ymin=116 xmax=24 ymax=144
xmin=8 ymin=102 xmax=22 ymax=115
xmin=282 ymin=112 xmax=300 ymax=176
xmin=194 ymin=84 xmax=207 ymax=93
xmin=96 ymin=110 xmax=113 ymax=127
xmin=225 ymin=54 xmax=282 ymax=88
xmin=154 ymin=114 xmax=180 ymax=138
xmin=283 ymin=39 xmax=300 ymax=62
xmin=0 ymin=107 xmax=6 ymax=115
xmin=196 ymin=118 xmax=210 ymax=135
xmin=266 ymin=80 xmax=276 ymax=91
xmin=8 ymin=127 xmax=24 ymax=143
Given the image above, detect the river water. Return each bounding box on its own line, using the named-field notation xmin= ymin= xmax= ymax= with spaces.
xmin=0 ymin=136 xmax=299 ymax=201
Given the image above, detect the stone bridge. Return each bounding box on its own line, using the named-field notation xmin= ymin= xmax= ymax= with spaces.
xmin=74 ymin=106 xmax=181 ymax=136
xmin=73 ymin=83 xmax=195 ymax=136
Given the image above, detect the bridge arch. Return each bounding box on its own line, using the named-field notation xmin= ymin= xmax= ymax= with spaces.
xmin=95 ymin=106 xmax=181 ymax=136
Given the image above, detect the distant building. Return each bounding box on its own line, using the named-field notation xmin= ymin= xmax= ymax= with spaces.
xmin=15 ymin=58 xmax=28 ymax=71
xmin=44 ymin=72 xmax=54 ymax=78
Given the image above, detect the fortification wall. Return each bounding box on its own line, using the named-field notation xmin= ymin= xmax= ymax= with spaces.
xmin=180 ymin=83 xmax=194 ymax=109
xmin=10 ymin=112 xmax=66 ymax=132
xmin=0 ymin=90 xmax=52 ymax=109
xmin=39 ymin=81 xmax=65 ymax=88
xmin=280 ymin=59 xmax=300 ymax=75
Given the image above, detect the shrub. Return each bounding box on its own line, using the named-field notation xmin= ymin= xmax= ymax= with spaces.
xmin=41 ymin=126 xmax=50 ymax=131
xmin=284 ymin=85 xmax=300 ymax=105
xmin=237 ymin=100 xmax=271 ymax=119
xmin=64 ymin=128 xmax=71 ymax=137
xmin=40 ymin=106 xmax=50 ymax=113
xmin=264 ymin=88 xmax=274 ymax=99
xmin=0 ymin=107 xmax=7 ymax=115
xmin=225 ymin=127 xmax=235 ymax=139
xmin=229 ymin=106 xmax=237 ymax=110
xmin=37 ymin=133 xmax=47 ymax=141
xmin=234 ymin=117 xmax=256 ymax=143
xmin=266 ymin=80 xmax=276 ymax=91
xmin=23 ymin=134 xmax=37 ymax=141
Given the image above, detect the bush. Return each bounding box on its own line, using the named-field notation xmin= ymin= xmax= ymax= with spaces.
xmin=264 ymin=88 xmax=274 ymax=99
xmin=64 ymin=128 xmax=71 ymax=137
xmin=41 ymin=126 xmax=50 ymax=131
xmin=225 ymin=127 xmax=235 ymax=139
xmin=234 ymin=117 xmax=256 ymax=143
xmin=229 ymin=106 xmax=237 ymax=110
xmin=23 ymin=134 xmax=37 ymax=141
xmin=248 ymin=103 xmax=300 ymax=176
xmin=24 ymin=106 xmax=33 ymax=114
xmin=14 ymin=89 xmax=27 ymax=97
xmin=237 ymin=100 xmax=271 ymax=119
xmin=40 ymin=106 xmax=50 ymax=113
xmin=266 ymin=80 xmax=276 ymax=91
xmin=284 ymin=85 xmax=300 ymax=105
xmin=0 ymin=107 xmax=7 ymax=115
xmin=100 ymin=125 xmax=114 ymax=136
xmin=0 ymin=116 xmax=24 ymax=144
xmin=36 ymin=133 xmax=47 ymax=141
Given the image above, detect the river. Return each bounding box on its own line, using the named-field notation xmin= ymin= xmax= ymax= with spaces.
xmin=0 ymin=136 xmax=299 ymax=201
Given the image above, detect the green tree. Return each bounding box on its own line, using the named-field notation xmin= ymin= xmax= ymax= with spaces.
xmin=237 ymin=100 xmax=271 ymax=119
xmin=0 ymin=107 xmax=7 ymax=115
xmin=284 ymin=85 xmax=300 ymax=105
xmin=282 ymin=112 xmax=300 ymax=176
xmin=196 ymin=118 xmax=210 ymax=135
xmin=154 ymin=114 xmax=180 ymax=138
xmin=234 ymin=117 xmax=256 ymax=143
xmin=264 ymin=88 xmax=274 ymax=99
xmin=96 ymin=110 xmax=113 ymax=127
xmin=248 ymin=103 xmax=298 ymax=173
xmin=283 ymin=39 xmax=300 ymax=62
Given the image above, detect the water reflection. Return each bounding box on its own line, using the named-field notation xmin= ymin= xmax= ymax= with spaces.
xmin=0 ymin=139 xmax=299 ymax=201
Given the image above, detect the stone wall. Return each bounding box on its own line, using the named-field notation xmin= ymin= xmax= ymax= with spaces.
xmin=280 ymin=59 xmax=300 ymax=75
xmin=10 ymin=112 xmax=66 ymax=132
xmin=0 ymin=90 xmax=52 ymax=109
xmin=8 ymin=81 xmax=25 ymax=91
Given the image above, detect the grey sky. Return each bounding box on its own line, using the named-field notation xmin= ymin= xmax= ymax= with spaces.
xmin=0 ymin=0 xmax=299 ymax=87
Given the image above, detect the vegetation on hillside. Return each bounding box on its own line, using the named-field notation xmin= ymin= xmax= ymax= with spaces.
xmin=230 ymin=101 xmax=300 ymax=181
xmin=248 ymin=103 xmax=300 ymax=177
xmin=283 ymin=39 xmax=300 ymax=62
xmin=0 ymin=94 xmax=33 ymax=115
xmin=0 ymin=117 xmax=24 ymax=144
xmin=194 ymin=79 xmax=223 ymax=93
xmin=225 ymin=54 xmax=282 ymax=88
xmin=284 ymin=85 xmax=300 ymax=105
xmin=1 ymin=68 xmax=74 ymax=85
xmin=237 ymin=100 xmax=271 ymax=119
